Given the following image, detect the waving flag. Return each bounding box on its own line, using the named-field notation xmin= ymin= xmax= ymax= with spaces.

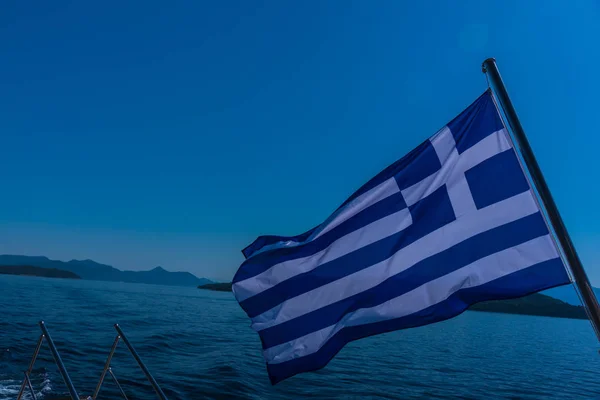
xmin=233 ymin=90 xmax=570 ymax=384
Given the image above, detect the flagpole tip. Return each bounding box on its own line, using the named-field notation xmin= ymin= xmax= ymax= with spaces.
xmin=482 ymin=58 xmax=496 ymax=73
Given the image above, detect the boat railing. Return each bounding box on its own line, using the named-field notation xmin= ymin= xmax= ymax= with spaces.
xmin=16 ymin=321 xmax=169 ymax=400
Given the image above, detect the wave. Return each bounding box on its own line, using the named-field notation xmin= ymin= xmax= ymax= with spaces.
xmin=0 ymin=372 xmax=51 ymax=400
xmin=0 ymin=380 xmax=20 ymax=397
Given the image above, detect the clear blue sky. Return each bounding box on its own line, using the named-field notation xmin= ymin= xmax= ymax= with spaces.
xmin=1 ymin=1 xmax=599 ymax=283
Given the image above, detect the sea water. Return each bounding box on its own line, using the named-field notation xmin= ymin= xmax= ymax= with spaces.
xmin=1 ymin=275 xmax=599 ymax=399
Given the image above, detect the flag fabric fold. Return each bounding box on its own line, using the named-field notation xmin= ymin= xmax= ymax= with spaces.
xmin=233 ymin=90 xmax=570 ymax=384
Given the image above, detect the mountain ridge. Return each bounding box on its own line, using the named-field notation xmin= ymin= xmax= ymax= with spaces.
xmin=0 ymin=255 xmax=211 ymax=287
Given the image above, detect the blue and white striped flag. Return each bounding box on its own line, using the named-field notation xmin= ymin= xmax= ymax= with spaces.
xmin=233 ymin=90 xmax=570 ymax=384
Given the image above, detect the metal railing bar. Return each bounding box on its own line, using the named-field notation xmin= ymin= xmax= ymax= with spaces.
xmin=38 ymin=321 xmax=80 ymax=400
xmin=92 ymin=334 xmax=121 ymax=399
xmin=108 ymin=368 xmax=129 ymax=400
xmin=24 ymin=372 xmax=37 ymax=400
xmin=17 ymin=322 xmax=167 ymax=400
xmin=17 ymin=334 xmax=44 ymax=400
xmin=114 ymin=324 xmax=168 ymax=400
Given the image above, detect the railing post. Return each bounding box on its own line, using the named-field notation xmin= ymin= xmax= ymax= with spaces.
xmin=24 ymin=372 xmax=37 ymax=400
xmin=114 ymin=324 xmax=168 ymax=400
xmin=108 ymin=368 xmax=129 ymax=399
xmin=18 ymin=321 xmax=166 ymax=400
xmin=92 ymin=334 xmax=121 ymax=399
xmin=17 ymin=334 xmax=44 ymax=400
xmin=38 ymin=321 xmax=80 ymax=400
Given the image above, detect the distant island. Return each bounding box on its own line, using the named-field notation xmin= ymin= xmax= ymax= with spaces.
xmin=198 ymin=282 xmax=232 ymax=292
xmin=0 ymin=265 xmax=81 ymax=280
xmin=199 ymin=283 xmax=588 ymax=320
xmin=470 ymin=292 xmax=587 ymax=320
xmin=0 ymin=255 xmax=212 ymax=288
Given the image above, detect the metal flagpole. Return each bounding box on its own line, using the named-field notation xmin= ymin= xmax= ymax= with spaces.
xmin=482 ymin=57 xmax=600 ymax=341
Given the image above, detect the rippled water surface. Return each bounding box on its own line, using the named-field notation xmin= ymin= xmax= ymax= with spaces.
xmin=1 ymin=275 xmax=600 ymax=399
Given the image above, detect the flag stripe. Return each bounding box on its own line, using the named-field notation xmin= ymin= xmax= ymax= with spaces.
xmin=242 ymin=189 xmax=537 ymax=320
xmin=265 ymin=257 xmax=567 ymax=384
xmin=233 ymin=191 xmax=408 ymax=285
xmin=313 ymin=177 xmax=400 ymax=240
xmin=254 ymin=211 xmax=549 ymax=347
xmin=234 ymin=207 xmax=412 ymax=302
xmin=242 ymin=177 xmax=400 ymax=262
xmin=263 ymin=234 xmax=560 ymax=365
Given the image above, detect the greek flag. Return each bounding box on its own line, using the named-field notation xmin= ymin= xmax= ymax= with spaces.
xmin=233 ymin=90 xmax=570 ymax=384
